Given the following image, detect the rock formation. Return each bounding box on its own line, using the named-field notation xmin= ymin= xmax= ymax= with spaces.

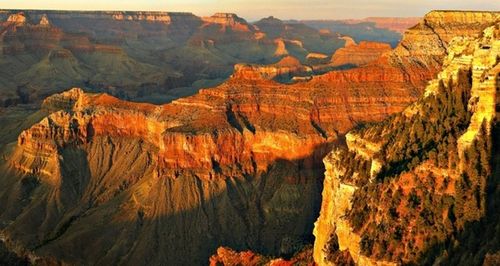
xmin=314 ymin=20 xmax=499 ymax=266
xmin=330 ymin=41 xmax=392 ymax=68
xmin=0 ymin=65 xmax=418 ymax=264
xmin=6 ymin=13 xmax=26 ymax=24
xmin=202 ymin=13 xmax=253 ymax=32
xmin=314 ymin=11 xmax=499 ymax=94
xmin=232 ymin=56 xmax=313 ymax=81
xmin=0 ymin=24 xmax=439 ymax=262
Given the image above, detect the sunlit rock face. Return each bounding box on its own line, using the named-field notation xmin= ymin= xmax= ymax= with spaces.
xmin=0 ymin=72 xmax=415 ymax=264
xmin=314 ymin=15 xmax=499 ymax=265
xmin=316 ymin=11 xmax=499 ymax=100
xmin=202 ymin=13 xmax=254 ymax=32
xmin=232 ymin=56 xmax=313 ymax=80
xmin=209 ymin=246 xmax=314 ymax=265
xmin=0 ymin=44 xmax=426 ymax=264
xmin=330 ymin=41 xmax=392 ymax=68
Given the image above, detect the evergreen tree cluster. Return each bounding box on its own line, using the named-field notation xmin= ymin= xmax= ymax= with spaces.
xmin=325 ymin=68 xmax=495 ymax=263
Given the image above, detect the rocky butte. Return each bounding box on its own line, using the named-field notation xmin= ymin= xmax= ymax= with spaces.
xmin=0 ymin=10 xmax=498 ymax=266
xmin=329 ymin=41 xmax=392 ymax=68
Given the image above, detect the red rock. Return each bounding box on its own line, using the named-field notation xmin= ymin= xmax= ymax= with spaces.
xmin=330 ymin=41 xmax=392 ymax=67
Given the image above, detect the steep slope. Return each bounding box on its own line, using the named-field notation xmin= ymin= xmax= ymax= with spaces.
xmin=315 ymin=11 xmax=499 ymax=97
xmin=314 ymin=21 xmax=499 ymax=265
xmin=0 ymin=12 xmax=177 ymax=105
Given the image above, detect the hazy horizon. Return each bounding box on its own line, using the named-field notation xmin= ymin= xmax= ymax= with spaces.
xmin=1 ymin=0 xmax=498 ymax=21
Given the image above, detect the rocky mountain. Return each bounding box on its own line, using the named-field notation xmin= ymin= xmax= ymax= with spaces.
xmin=0 ymin=10 xmax=498 ymax=266
xmin=0 ymin=10 xmax=345 ymax=106
xmin=314 ymin=19 xmax=499 ymax=265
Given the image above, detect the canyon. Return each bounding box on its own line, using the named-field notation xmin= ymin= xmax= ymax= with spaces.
xmin=0 ymin=9 xmax=498 ymax=266
xmin=0 ymin=10 xmax=346 ymax=106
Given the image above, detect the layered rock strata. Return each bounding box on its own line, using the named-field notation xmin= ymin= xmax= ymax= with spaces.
xmin=314 ymin=20 xmax=499 ymax=266
xmin=330 ymin=41 xmax=392 ymax=68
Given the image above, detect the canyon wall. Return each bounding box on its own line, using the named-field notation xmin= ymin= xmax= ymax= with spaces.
xmin=0 ymin=72 xmax=418 ymax=264
xmin=314 ymin=18 xmax=499 ymax=265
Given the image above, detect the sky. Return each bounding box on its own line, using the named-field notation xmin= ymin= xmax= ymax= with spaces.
xmin=1 ymin=0 xmax=499 ymax=20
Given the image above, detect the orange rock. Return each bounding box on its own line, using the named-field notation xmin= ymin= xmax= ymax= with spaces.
xmin=330 ymin=41 xmax=392 ymax=67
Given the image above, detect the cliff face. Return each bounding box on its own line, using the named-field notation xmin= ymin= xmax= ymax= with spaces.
xmin=0 ymin=22 xmax=437 ymax=262
xmin=0 ymin=68 xmax=417 ymax=265
xmin=315 ymin=11 xmax=499 ymax=95
xmin=314 ymin=20 xmax=499 ymax=265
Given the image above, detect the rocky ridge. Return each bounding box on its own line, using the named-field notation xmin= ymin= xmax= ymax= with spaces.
xmin=313 ymin=20 xmax=499 ymax=265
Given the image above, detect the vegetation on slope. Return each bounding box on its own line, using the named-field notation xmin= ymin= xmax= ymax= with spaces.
xmin=325 ymin=66 xmax=495 ymax=263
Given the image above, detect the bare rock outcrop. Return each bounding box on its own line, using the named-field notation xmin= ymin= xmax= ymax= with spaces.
xmin=314 ymin=20 xmax=499 ymax=266
xmin=330 ymin=41 xmax=392 ymax=67
xmin=232 ymin=56 xmax=313 ymax=80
